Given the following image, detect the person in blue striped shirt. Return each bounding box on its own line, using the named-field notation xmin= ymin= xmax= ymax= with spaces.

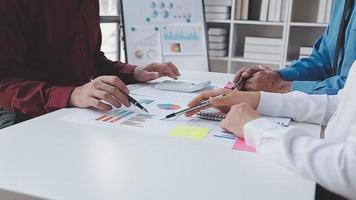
xmin=234 ymin=0 xmax=356 ymax=95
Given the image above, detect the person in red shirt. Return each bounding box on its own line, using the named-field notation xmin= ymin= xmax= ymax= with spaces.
xmin=0 ymin=0 xmax=180 ymax=124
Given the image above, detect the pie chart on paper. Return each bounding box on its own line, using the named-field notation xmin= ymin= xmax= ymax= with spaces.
xmin=156 ymin=103 xmax=181 ymax=110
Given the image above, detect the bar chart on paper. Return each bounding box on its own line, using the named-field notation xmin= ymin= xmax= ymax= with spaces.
xmin=121 ymin=114 xmax=155 ymax=128
xmin=94 ymin=98 xmax=155 ymax=124
xmin=95 ymin=110 xmax=135 ymax=123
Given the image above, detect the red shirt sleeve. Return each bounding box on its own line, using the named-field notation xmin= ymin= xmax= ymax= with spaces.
xmin=0 ymin=1 xmax=74 ymax=117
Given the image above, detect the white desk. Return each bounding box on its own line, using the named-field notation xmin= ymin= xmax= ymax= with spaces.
xmin=0 ymin=70 xmax=318 ymax=200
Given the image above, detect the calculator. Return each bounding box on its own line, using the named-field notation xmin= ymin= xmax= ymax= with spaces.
xmin=154 ymin=80 xmax=211 ymax=93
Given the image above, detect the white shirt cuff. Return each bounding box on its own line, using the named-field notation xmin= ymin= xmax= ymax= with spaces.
xmin=256 ymin=92 xmax=285 ymax=117
xmin=244 ymin=118 xmax=279 ymax=151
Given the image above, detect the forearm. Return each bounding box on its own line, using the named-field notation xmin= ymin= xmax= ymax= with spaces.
xmin=0 ymin=79 xmax=74 ymax=117
xmin=256 ymin=91 xmax=338 ymax=125
xmin=244 ymin=119 xmax=356 ymax=199
xmin=94 ymin=52 xmax=137 ymax=84
xmin=290 ymin=76 xmax=346 ymax=95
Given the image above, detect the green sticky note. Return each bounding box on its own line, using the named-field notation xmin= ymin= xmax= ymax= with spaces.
xmin=169 ymin=125 xmax=210 ymax=140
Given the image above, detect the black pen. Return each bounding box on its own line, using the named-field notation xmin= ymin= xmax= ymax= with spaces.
xmin=163 ymin=99 xmax=211 ymax=120
xmin=231 ymin=77 xmax=247 ymax=90
xmin=127 ymin=94 xmax=149 ymax=113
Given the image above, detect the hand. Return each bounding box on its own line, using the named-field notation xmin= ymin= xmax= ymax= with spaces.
xmin=233 ymin=66 xmax=264 ymax=83
xmin=185 ymin=88 xmax=261 ymax=117
xmin=133 ymin=62 xmax=180 ymax=82
xmin=244 ymin=69 xmax=291 ymax=93
xmin=220 ymin=103 xmax=261 ymax=138
xmin=69 ymin=76 xmax=131 ymax=112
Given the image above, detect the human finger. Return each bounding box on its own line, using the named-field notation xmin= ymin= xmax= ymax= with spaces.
xmin=187 ymin=88 xmax=228 ymax=108
xmin=166 ymin=62 xmax=181 ymax=77
xmin=100 ymin=76 xmax=130 ymax=95
xmin=89 ymin=97 xmax=113 ymax=112
xmin=92 ymin=90 xmax=122 ymax=108
xmin=233 ymin=67 xmax=248 ymax=83
xmin=94 ymin=82 xmax=130 ymax=107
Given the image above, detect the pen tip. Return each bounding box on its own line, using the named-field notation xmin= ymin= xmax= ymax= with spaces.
xmin=143 ymin=108 xmax=149 ymax=113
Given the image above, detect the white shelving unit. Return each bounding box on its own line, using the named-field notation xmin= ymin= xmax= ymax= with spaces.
xmin=207 ymin=0 xmax=329 ymax=73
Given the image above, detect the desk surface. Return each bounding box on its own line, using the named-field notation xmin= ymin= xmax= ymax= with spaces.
xmin=0 ymin=70 xmax=317 ymax=200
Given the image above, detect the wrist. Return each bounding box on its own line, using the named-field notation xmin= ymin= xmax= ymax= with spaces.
xmin=69 ymin=87 xmax=81 ymax=107
xmin=279 ymin=81 xmax=292 ymax=93
xmin=133 ymin=67 xmax=139 ymax=80
xmin=250 ymin=92 xmax=261 ymax=110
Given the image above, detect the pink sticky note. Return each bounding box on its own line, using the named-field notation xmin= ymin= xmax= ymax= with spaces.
xmin=232 ymin=138 xmax=256 ymax=153
xmin=224 ymin=81 xmax=234 ymax=89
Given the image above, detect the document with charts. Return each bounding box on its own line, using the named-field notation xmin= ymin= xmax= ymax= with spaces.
xmin=61 ymin=94 xmax=236 ymax=148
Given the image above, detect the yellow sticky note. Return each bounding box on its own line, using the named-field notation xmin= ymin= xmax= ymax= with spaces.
xmin=169 ymin=125 xmax=210 ymax=140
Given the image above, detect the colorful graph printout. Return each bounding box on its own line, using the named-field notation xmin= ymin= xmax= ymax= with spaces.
xmin=121 ymin=114 xmax=155 ymax=128
xmin=156 ymin=103 xmax=181 ymax=110
xmin=95 ymin=110 xmax=135 ymax=123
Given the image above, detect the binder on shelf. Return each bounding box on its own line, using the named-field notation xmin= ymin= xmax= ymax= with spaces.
xmin=209 ymin=35 xmax=227 ymax=42
xmin=208 ymin=28 xmax=229 ymax=35
xmin=245 ymin=44 xmax=282 ymax=54
xmin=317 ymin=0 xmax=327 ymax=23
xmin=274 ymin=0 xmax=282 ymax=22
xmin=260 ymin=0 xmax=269 ymax=21
xmin=245 ymin=37 xmax=283 ymax=46
xmin=209 ymin=50 xmax=228 ymax=57
xmin=204 ymin=0 xmax=232 ymax=6
xmin=205 ymin=6 xmax=230 ymax=13
xmin=325 ymin=0 xmax=333 ymax=23
xmin=235 ymin=0 xmax=243 ymax=20
xmin=241 ymin=0 xmax=250 ymax=20
xmin=280 ymin=0 xmax=287 ymax=21
xmin=243 ymin=36 xmax=282 ymax=62
xmin=206 ymin=13 xmax=231 ymax=20
xmin=244 ymin=52 xmax=281 ymax=62
xmin=267 ymin=0 xmax=276 ymax=21
xmin=209 ymin=42 xmax=228 ymax=50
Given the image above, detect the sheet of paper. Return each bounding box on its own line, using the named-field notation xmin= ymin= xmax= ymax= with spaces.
xmin=132 ymin=84 xmax=198 ymax=99
xmin=169 ymin=125 xmax=209 ymax=140
xmin=232 ymin=138 xmax=256 ymax=153
xmin=62 ymin=90 xmax=234 ymax=149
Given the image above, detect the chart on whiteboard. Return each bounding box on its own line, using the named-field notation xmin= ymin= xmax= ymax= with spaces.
xmin=129 ymin=26 xmax=163 ymax=66
xmin=138 ymin=0 xmax=197 ymax=23
xmin=162 ymin=25 xmax=204 ymax=56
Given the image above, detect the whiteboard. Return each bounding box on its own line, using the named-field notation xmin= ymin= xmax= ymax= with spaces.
xmin=121 ymin=0 xmax=209 ymax=71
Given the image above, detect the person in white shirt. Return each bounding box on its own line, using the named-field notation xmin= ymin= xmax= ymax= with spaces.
xmin=186 ymin=61 xmax=356 ymax=199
